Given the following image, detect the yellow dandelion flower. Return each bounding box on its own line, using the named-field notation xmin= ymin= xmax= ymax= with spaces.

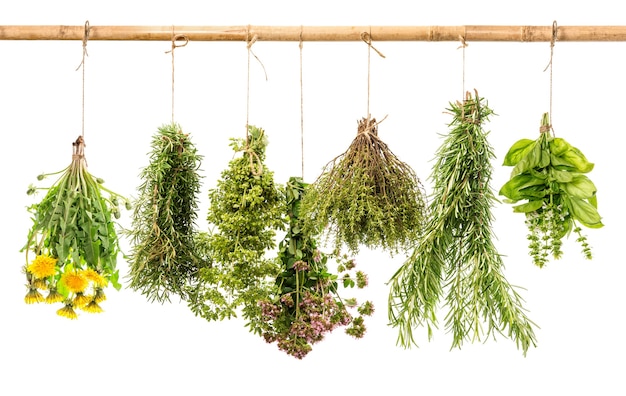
xmin=83 ymin=300 xmax=103 ymax=313
xmin=82 ymin=268 xmax=107 ymax=288
xmin=60 ymin=271 xmax=88 ymax=294
xmin=73 ymin=292 xmax=91 ymax=308
xmin=25 ymin=288 xmax=44 ymax=304
xmin=94 ymin=288 xmax=106 ymax=303
xmin=27 ymin=255 xmax=57 ymax=279
xmin=45 ymin=288 xmax=64 ymax=304
xmin=57 ymin=304 xmax=78 ymax=320
xmin=32 ymin=278 xmax=48 ymax=290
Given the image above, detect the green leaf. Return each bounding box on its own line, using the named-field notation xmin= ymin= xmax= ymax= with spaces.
xmin=561 ymin=174 xmax=597 ymax=199
xmin=512 ymin=200 xmax=544 ymax=213
xmin=566 ymin=196 xmax=603 ymax=228
xmin=499 ymin=173 xmax=546 ymax=201
xmin=502 ymin=138 xmax=535 ymax=166
xmin=548 ymin=137 xmax=572 ymax=156
xmin=553 ymin=146 xmax=594 ymax=173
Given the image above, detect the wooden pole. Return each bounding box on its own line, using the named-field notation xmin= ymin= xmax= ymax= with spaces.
xmin=2 ymin=24 xmax=626 ymax=42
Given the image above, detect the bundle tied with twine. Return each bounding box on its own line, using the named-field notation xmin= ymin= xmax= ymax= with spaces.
xmin=301 ymin=116 xmax=428 ymax=254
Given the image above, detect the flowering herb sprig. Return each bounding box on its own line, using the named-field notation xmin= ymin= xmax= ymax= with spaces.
xmin=499 ymin=112 xmax=603 ymax=267
xmin=247 ymin=177 xmax=373 ymax=359
xmin=22 ymin=136 xmax=129 ymax=319
xmin=187 ymin=126 xmax=285 ymax=321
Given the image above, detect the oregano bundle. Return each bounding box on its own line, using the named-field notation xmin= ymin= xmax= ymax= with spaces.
xmin=187 ymin=125 xmax=285 ymax=321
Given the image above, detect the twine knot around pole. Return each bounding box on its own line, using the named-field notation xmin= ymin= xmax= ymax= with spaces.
xmin=360 ymin=31 xmax=386 ymax=58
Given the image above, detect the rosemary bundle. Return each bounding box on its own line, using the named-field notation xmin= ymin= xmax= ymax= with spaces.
xmin=301 ymin=117 xmax=427 ymax=253
xmin=388 ymin=91 xmax=538 ymax=355
xmin=247 ymin=177 xmax=373 ymax=359
xmin=22 ymin=136 xmax=129 ymax=319
xmin=499 ymin=113 xmax=603 ymax=267
xmin=126 ymin=123 xmax=208 ymax=303
xmin=187 ymin=125 xmax=285 ymax=321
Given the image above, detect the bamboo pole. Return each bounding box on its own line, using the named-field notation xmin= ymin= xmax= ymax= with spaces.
xmin=2 ymin=24 xmax=626 ymax=42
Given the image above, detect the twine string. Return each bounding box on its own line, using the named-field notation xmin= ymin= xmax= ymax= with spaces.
xmin=361 ymin=30 xmax=385 ymax=123
xmin=544 ymin=20 xmax=557 ymax=134
xmin=165 ymin=28 xmax=189 ymax=123
xmin=75 ymin=20 xmax=90 ymax=138
xmin=299 ymin=26 xmax=305 ymax=179
xmin=458 ymin=30 xmax=468 ymax=100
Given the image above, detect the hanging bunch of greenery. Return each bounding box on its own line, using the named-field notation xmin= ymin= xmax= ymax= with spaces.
xmin=246 ymin=177 xmax=374 ymax=359
xmin=187 ymin=125 xmax=285 ymax=321
xmin=499 ymin=112 xmax=603 ymax=267
xmin=22 ymin=136 xmax=129 ymax=319
xmin=388 ymin=91 xmax=538 ymax=355
xmin=301 ymin=116 xmax=428 ymax=254
xmin=125 ymin=123 xmax=209 ymax=303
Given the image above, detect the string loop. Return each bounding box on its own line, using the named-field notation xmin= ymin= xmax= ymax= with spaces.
xmin=165 ymin=28 xmax=189 ymax=123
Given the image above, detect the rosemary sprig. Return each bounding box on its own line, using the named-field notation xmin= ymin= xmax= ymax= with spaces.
xmin=388 ymin=91 xmax=538 ymax=355
xmin=125 ymin=123 xmax=209 ymax=303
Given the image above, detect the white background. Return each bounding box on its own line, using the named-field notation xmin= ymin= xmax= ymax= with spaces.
xmin=1 ymin=1 xmax=624 ymax=395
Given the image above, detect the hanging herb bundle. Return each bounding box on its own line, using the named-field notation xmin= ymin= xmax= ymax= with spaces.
xmin=301 ymin=117 xmax=427 ymax=253
xmin=187 ymin=125 xmax=285 ymax=321
xmin=499 ymin=112 xmax=603 ymax=267
xmin=246 ymin=177 xmax=373 ymax=359
xmin=388 ymin=91 xmax=538 ymax=355
xmin=22 ymin=136 xmax=129 ymax=319
xmin=125 ymin=123 xmax=209 ymax=303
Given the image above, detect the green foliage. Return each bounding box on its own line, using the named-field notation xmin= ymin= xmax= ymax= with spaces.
xmin=301 ymin=117 xmax=428 ymax=254
xmin=22 ymin=136 xmax=128 ymax=310
xmin=125 ymin=123 xmax=210 ymax=303
xmin=499 ymin=112 xmax=603 ymax=266
xmin=246 ymin=177 xmax=373 ymax=359
xmin=187 ymin=125 xmax=285 ymax=321
xmin=388 ymin=91 xmax=538 ymax=355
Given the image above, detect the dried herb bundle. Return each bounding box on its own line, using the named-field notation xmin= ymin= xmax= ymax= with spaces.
xmin=388 ymin=92 xmax=538 ymax=355
xmin=22 ymin=136 xmax=128 ymax=319
xmin=499 ymin=112 xmax=603 ymax=267
xmin=187 ymin=125 xmax=285 ymax=321
xmin=247 ymin=177 xmax=373 ymax=359
xmin=126 ymin=123 xmax=208 ymax=303
xmin=301 ymin=117 xmax=427 ymax=253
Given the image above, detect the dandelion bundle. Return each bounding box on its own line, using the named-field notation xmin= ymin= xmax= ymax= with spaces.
xmin=301 ymin=117 xmax=427 ymax=253
xmin=499 ymin=112 xmax=603 ymax=267
xmin=388 ymin=92 xmax=538 ymax=355
xmin=22 ymin=136 xmax=128 ymax=319
xmin=126 ymin=123 xmax=208 ymax=303
xmin=247 ymin=177 xmax=373 ymax=359
xmin=187 ymin=125 xmax=285 ymax=321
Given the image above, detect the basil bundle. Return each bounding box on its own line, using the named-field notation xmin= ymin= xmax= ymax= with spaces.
xmin=499 ymin=112 xmax=603 ymax=267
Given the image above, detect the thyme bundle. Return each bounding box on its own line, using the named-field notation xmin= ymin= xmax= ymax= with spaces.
xmin=187 ymin=125 xmax=285 ymax=321
xmin=301 ymin=117 xmax=427 ymax=253
xmin=126 ymin=123 xmax=209 ymax=303
xmin=247 ymin=177 xmax=373 ymax=359
xmin=388 ymin=92 xmax=538 ymax=355
xmin=22 ymin=136 xmax=129 ymax=319
xmin=499 ymin=112 xmax=603 ymax=267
